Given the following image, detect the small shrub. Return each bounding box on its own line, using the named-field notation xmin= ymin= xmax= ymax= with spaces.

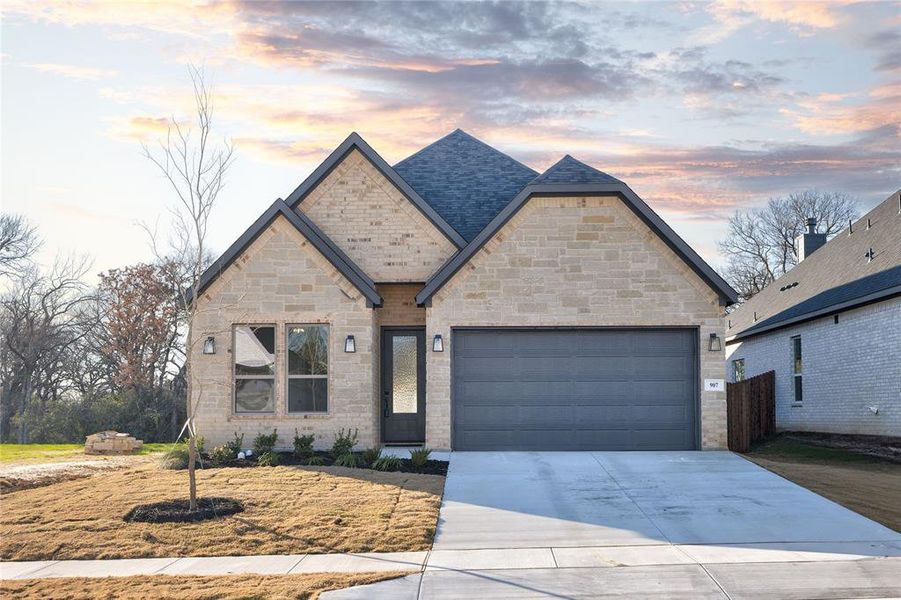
xmin=209 ymin=445 xmax=235 ymax=465
xmin=361 ymin=447 xmax=382 ymax=466
xmin=293 ymin=430 xmax=315 ymax=459
xmin=159 ymin=445 xmax=189 ymax=470
xmin=373 ymin=456 xmax=402 ymax=471
xmin=253 ymin=429 xmax=278 ymax=455
xmin=194 ymin=436 xmax=205 ymax=455
xmin=257 ymin=451 xmax=281 ymax=467
xmin=409 ymin=448 xmax=431 ymax=467
xmin=225 ymin=432 xmax=244 ymax=456
xmin=331 ymin=428 xmax=359 ymax=457
xmin=334 ymin=452 xmax=361 ymax=468
xmin=306 ymin=455 xmax=326 ymax=466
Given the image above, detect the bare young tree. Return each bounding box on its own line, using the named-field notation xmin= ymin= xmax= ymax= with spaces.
xmin=0 ymin=214 xmax=41 ymax=280
xmin=718 ymin=190 xmax=858 ymax=302
xmin=141 ymin=65 xmax=235 ymax=510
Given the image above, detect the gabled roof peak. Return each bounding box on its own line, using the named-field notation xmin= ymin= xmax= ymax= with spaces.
xmin=534 ymin=154 xmax=621 ymax=185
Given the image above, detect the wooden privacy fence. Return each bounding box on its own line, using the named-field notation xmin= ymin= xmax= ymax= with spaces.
xmin=726 ymin=370 xmax=776 ymax=453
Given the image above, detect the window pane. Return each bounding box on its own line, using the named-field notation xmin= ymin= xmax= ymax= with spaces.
xmin=392 ymin=335 xmax=418 ymax=414
xmin=792 ymin=337 xmax=802 ymax=373
xmin=235 ymin=326 xmax=275 ymax=375
xmin=794 ymin=375 xmax=803 ymax=403
xmin=235 ymin=379 xmax=274 ymax=413
xmin=288 ymin=378 xmax=328 ymax=412
xmin=733 ymin=359 xmax=745 ymax=382
xmin=288 ymin=326 xmax=328 ymax=375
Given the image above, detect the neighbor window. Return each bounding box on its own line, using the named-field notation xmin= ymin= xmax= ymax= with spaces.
xmin=733 ymin=359 xmax=745 ymax=382
xmin=287 ymin=325 xmax=328 ymax=413
xmin=791 ymin=336 xmax=802 ymax=403
xmin=234 ymin=325 xmax=276 ymax=413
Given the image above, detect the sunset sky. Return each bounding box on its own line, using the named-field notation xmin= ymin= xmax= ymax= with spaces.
xmin=2 ymin=1 xmax=899 ymax=280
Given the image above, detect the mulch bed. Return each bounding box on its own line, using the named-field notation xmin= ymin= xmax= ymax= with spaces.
xmin=124 ymin=497 xmax=244 ymax=523
xmin=200 ymin=452 xmax=449 ymax=476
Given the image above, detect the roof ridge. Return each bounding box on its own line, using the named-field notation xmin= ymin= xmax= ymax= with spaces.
xmin=394 ymin=129 xmax=538 ymax=175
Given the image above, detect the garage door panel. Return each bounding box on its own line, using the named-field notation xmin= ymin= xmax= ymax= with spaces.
xmin=461 ymin=380 xmax=572 ymax=402
xmin=570 ymin=356 xmax=634 ymax=379
xmin=453 ymin=329 xmax=698 ymax=451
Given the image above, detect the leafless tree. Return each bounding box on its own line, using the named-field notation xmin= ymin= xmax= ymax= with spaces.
xmin=0 ymin=256 xmax=95 ymax=442
xmin=0 ymin=214 xmax=41 ymax=280
xmin=718 ymin=191 xmax=858 ymax=302
xmin=141 ymin=64 xmax=235 ymax=510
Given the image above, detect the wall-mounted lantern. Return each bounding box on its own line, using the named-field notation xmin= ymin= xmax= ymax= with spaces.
xmin=202 ymin=336 xmax=216 ymax=355
xmin=432 ymin=334 xmax=444 ymax=352
xmin=344 ymin=335 xmax=356 ymax=353
xmin=708 ymin=333 xmax=722 ymax=352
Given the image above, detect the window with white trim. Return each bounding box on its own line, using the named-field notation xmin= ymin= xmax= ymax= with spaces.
xmin=234 ymin=325 xmax=276 ymax=413
xmin=791 ymin=335 xmax=802 ymax=403
xmin=287 ymin=325 xmax=328 ymax=413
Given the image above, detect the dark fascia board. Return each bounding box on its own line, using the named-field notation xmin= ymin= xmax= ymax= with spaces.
xmin=416 ymin=182 xmax=739 ymax=306
xmin=191 ymin=199 xmax=382 ymax=307
xmin=283 ymin=132 xmax=467 ymax=249
xmin=725 ymin=284 xmax=901 ymax=344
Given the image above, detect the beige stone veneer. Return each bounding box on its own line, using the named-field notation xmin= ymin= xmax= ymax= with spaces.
xmin=190 ymin=215 xmax=378 ymax=449
xmin=424 ymin=196 xmax=728 ymax=450
xmin=298 ymin=149 xmax=457 ymax=282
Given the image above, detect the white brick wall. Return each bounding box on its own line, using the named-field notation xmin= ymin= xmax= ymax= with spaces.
xmin=725 ymin=298 xmax=901 ymax=436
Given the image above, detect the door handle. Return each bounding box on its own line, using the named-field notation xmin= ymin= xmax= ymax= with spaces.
xmin=383 ymin=398 xmax=389 ymax=417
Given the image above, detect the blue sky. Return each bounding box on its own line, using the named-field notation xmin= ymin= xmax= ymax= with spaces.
xmin=2 ymin=1 xmax=898 ymax=280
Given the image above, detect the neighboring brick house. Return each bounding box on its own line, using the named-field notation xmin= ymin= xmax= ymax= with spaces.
xmin=725 ymin=192 xmax=901 ymax=437
xmin=191 ymin=130 xmax=738 ymax=451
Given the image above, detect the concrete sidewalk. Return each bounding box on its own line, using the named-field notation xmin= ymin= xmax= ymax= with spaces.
xmin=0 ymin=551 xmax=428 ymax=580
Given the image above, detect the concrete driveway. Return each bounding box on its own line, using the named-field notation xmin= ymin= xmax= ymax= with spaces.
xmin=325 ymin=451 xmax=901 ymax=599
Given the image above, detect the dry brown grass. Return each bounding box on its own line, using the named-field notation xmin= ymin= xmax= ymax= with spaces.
xmin=0 ymin=464 xmax=444 ymax=560
xmin=0 ymin=572 xmax=411 ymax=600
xmin=746 ymin=437 xmax=901 ymax=532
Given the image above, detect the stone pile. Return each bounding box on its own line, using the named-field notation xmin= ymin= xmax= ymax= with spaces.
xmin=84 ymin=431 xmax=143 ymax=455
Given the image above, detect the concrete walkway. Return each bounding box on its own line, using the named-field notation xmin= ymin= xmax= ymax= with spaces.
xmin=324 ymin=451 xmax=901 ymax=599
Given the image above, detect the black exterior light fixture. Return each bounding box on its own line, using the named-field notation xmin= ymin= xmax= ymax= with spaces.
xmin=708 ymin=333 xmax=722 ymax=352
xmin=433 ymin=334 xmax=444 ymax=352
xmin=344 ymin=335 xmax=356 ymax=353
xmin=202 ymin=336 xmax=216 ymax=355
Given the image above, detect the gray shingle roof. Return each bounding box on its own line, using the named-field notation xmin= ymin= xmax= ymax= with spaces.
xmin=532 ymin=155 xmax=621 ymax=185
xmin=728 ymin=191 xmax=901 ymax=341
xmin=394 ymin=129 xmax=538 ymax=242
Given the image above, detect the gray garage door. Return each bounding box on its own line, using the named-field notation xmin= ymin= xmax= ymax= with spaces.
xmin=452 ymin=329 xmax=698 ymax=450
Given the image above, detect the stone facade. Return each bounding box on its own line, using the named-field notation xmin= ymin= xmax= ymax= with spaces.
xmin=425 ymin=196 xmax=728 ymax=450
xmin=725 ymin=298 xmax=900 ymax=436
xmin=193 ymin=192 xmax=729 ymax=451
xmin=299 ymin=149 xmax=456 ymax=282
xmin=191 ymin=215 xmax=378 ymax=450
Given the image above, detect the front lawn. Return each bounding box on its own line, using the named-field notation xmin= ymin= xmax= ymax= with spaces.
xmin=745 ymin=435 xmax=901 ymax=532
xmin=0 ymin=463 xmax=445 ymax=560
xmin=0 ymin=572 xmax=410 ymax=600
xmin=0 ymin=443 xmax=170 ymax=464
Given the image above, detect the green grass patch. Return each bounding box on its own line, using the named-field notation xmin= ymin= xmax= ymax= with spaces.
xmin=0 ymin=443 xmax=170 ymax=463
xmin=749 ymin=435 xmax=881 ymax=465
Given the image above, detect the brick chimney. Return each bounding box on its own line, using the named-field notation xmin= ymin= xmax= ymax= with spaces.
xmin=796 ymin=217 xmax=827 ymax=261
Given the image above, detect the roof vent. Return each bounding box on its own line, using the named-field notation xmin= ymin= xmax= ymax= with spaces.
xmin=779 ymin=281 xmax=799 ymax=292
xmin=866 ymin=247 xmax=875 ymax=263
xmin=867 ymin=218 xmax=872 ymax=230
xmin=848 ymin=219 xmax=853 ymax=235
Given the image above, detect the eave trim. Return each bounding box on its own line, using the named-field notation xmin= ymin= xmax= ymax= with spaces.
xmin=284 ymin=132 xmax=467 ymax=249
xmin=415 ymin=182 xmax=738 ymax=306
xmin=190 ymin=199 xmax=382 ymax=307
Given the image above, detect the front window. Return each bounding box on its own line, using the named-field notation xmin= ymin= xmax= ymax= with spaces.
xmin=287 ymin=325 xmax=328 ymax=413
xmin=733 ymin=359 xmax=745 ymax=382
xmin=234 ymin=325 xmax=276 ymax=413
xmin=792 ymin=336 xmax=802 ymax=403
